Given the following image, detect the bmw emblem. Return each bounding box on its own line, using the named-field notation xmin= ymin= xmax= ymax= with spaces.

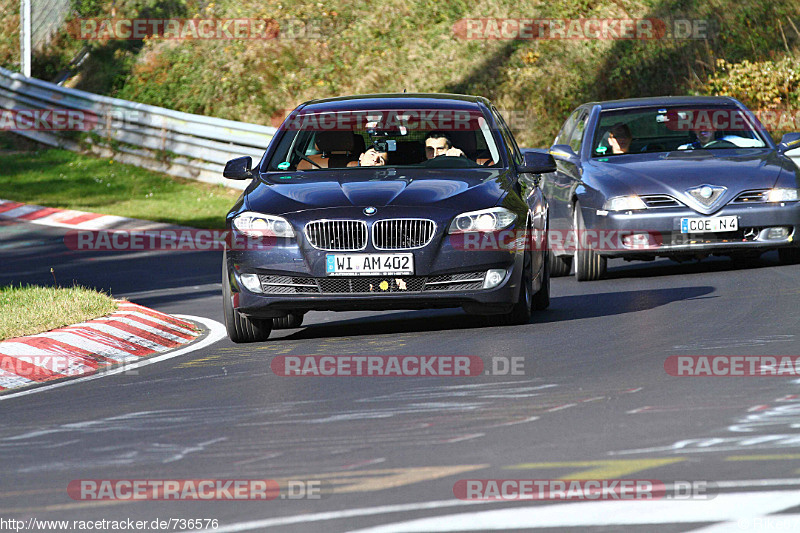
xmin=364 ymin=206 xmax=377 ymax=216
xmin=700 ymin=186 xmax=713 ymax=199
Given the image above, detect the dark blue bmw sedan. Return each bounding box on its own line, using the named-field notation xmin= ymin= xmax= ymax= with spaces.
xmin=221 ymin=94 xmax=555 ymax=342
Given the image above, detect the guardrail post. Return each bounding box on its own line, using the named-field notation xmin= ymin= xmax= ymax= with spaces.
xmin=20 ymin=0 xmax=32 ymax=77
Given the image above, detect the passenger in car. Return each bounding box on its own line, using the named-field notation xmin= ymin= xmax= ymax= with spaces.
xmin=608 ymin=123 xmax=633 ymax=154
xmin=356 ymin=147 xmax=389 ymax=166
xmin=424 ymin=131 xmax=466 ymax=159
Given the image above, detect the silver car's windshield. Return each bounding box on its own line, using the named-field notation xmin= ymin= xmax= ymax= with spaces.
xmin=592 ymin=105 xmax=769 ymax=157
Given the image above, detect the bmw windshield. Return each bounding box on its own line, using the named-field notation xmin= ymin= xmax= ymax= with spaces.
xmin=266 ymin=108 xmax=504 ymax=170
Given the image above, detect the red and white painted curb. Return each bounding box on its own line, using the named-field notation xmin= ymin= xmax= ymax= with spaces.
xmin=0 ymin=301 xmax=200 ymax=393
xmin=0 ymin=199 xmax=180 ymax=230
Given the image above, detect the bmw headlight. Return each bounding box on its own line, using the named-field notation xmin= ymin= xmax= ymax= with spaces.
xmin=232 ymin=211 xmax=295 ymax=237
xmin=603 ymin=196 xmax=648 ymax=211
xmin=448 ymin=207 xmax=517 ymax=234
xmin=766 ymin=188 xmax=800 ymax=202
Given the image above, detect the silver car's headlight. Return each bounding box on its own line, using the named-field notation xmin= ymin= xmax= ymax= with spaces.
xmin=448 ymin=207 xmax=517 ymax=234
xmin=766 ymin=188 xmax=800 ymax=202
xmin=603 ymin=196 xmax=648 ymax=211
xmin=232 ymin=211 xmax=295 ymax=237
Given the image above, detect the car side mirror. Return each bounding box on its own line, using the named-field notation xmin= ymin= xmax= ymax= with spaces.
xmin=549 ymin=144 xmax=579 ymax=162
xmin=777 ymin=132 xmax=800 ymax=154
xmin=517 ymin=150 xmax=556 ymax=174
xmin=223 ymin=156 xmax=254 ymax=180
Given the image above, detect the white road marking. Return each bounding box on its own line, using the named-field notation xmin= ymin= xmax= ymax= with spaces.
xmin=0 ymin=316 xmax=226 ymax=401
xmin=199 ymin=482 xmax=800 ymax=532
xmin=344 ymin=491 xmax=800 ymax=532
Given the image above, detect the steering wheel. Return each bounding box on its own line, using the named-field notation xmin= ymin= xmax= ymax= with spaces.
xmin=702 ymin=139 xmax=737 ymax=149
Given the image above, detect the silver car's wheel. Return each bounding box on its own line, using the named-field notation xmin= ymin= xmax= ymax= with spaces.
xmin=573 ymin=201 xmax=607 ymax=282
xmin=549 ymin=251 xmax=572 ymax=277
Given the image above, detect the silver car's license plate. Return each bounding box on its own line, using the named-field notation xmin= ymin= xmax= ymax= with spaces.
xmin=326 ymin=253 xmax=414 ymax=276
xmin=681 ymin=216 xmax=738 ymax=233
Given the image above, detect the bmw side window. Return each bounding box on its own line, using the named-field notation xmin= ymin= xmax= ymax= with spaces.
xmin=568 ymin=111 xmax=589 ymax=154
xmin=492 ymin=108 xmax=522 ymax=166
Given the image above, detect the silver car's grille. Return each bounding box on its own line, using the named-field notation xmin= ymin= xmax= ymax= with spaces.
xmin=258 ymin=272 xmax=486 ymax=294
xmin=372 ymin=219 xmax=436 ymax=250
xmin=304 ymin=220 xmax=367 ymax=251
xmin=732 ymin=190 xmax=768 ymax=203
xmin=686 ymin=186 xmax=726 ymax=207
xmin=640 ymin=195 xmax=682 ymax=208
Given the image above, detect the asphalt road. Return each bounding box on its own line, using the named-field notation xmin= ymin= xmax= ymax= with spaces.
xmin=2 ymin=218 xmax=800 ymax=532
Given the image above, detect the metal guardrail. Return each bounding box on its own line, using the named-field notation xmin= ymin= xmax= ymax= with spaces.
xmin=0 ymin=66 xmax=277 ymax=190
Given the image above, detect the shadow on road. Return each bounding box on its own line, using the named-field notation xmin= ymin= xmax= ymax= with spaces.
xmin=278 ymin=285 xmax=715 ymax=341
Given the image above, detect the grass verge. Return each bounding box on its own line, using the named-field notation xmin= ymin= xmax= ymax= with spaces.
xmin=0 ymin=138 xmax=240 ymax=229
xmin=0 ymin=284 xmax=118 ymax=341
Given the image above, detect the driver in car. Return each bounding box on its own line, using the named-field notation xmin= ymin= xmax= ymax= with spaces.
xmin=425 ymin=131 xmax=466 ymax=159
xmin=679 ymin=126 xmax=717 ymax=149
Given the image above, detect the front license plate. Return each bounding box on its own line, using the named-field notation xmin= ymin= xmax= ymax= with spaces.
xmin=680 ymin=216 xmax=738 ymax=233
xmin=326 ymin=253 xmax=414 ymax=276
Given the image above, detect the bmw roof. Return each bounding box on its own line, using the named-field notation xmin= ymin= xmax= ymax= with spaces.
xmin=295 ymin=93 xmax=492 ymax=113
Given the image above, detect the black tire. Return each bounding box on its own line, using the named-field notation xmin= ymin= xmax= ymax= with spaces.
xmin=573 ymin=201 xmax=607 ymax=281
xmin=222 ymin=272 xmax=272 ymax=343
xmin=532 ymin=251 xmax=550 ymax=311
xmin=549 ymin=252 xmax=572 ymax=277
xmin=273 ymin=312 xmax=305 ymax=329
xmin=493 ymin=251 xmax=533 ymax=326
xmin=779 ymin=247 xmax=800 ymax=265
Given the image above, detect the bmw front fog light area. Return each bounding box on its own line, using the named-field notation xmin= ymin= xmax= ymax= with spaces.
xmin=239 ymin=273 xmax=263 ymax=293
xmin=449 ymin=207 xmax=517 ymax=234
xmin=483 ymin=269 xmax=506 ymax=289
